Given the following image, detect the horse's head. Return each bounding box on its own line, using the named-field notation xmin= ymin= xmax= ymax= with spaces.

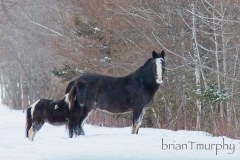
xmin=152 ymin=50 xmax=165 ymax=84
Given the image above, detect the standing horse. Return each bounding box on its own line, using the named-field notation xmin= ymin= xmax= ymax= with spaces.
xmin=65 ymin=50 xmax=165 ymax=135
xmin=26 ymin=81 xmax=86 ymax=141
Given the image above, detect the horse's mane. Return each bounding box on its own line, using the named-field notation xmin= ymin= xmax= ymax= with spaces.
xmin=140 ymin=58 xmax=153 ymax=69
xmin=131 ymin=57 xmax=153 ymax=75
xmin=75 ymin=57 xmax=154 ymax=79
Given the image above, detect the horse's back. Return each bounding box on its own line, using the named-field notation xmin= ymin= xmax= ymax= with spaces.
xmin=33 ymin=99 xmax=67 ymax=115
xmin=79 ymin=74 xmax=139 ymax=112
xmin=67 ymin=73 xmax=154 ymax=113
xmin=34 ymin=99 xmax=52 ymax=110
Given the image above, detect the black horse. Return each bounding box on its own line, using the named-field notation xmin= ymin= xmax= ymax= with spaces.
xmin=26 ymin=81 xmax=86 ymax=141
xmin=65 ymin=50 xmax=165 ymax=135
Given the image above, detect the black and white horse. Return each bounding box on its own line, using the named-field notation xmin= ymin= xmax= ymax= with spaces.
xmin=26 ymin=81 xmax=86 ymax=141
xmin=65 ymin=50 xmax=165 ymax=135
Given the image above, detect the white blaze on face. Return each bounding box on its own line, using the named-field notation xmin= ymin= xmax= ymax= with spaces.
xmin=155 ymin=58 xmax=163 ymax=84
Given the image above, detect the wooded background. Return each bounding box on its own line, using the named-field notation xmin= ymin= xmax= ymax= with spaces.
xmin=0 ymin=0 xmax=240 ymax=138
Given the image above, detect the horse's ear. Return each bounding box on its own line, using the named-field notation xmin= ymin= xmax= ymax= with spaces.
xmin=161 ymin=50 xmax=165 ymax=59
xmin=152 ymin=50 xmax=157 ymax=58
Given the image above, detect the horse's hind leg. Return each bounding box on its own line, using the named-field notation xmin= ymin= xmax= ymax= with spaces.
xmin=26 ymin=108 xmax=32 ymax=138
xmin=28 ymin=121 xmax=44 ymax=141
xmin=132 ymin=107 xmax=147 ymax=134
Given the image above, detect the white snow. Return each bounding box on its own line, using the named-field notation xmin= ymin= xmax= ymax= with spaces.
xmin=0 ymin=104 xmax=240 ymax=160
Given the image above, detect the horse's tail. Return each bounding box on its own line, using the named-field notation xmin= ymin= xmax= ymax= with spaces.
xmin=76 ymin=80 xmax=87 ymax=107
xmin=26 ymin=107 xmax=32 ymax=138
xmin=66 ymin=85 xmax=77 ymax=111
xmin=65 ymin=80 xmax=75 ymax=94
xmin=65 ymin=79 xmax=87 ymax=110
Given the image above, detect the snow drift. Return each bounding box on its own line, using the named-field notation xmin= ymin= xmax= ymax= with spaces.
xmin=0 ymin=104 xmax=239 ymax=160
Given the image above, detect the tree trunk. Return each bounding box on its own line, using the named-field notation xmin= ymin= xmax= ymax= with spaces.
xmin=212 ymin=10 xmax=223 ymax=120
xmin=0 ymin=73 xmax=3 ymax=103
xmin=191 ymin=3 xmax=202 ymax=130
xmin=220 ymin=13 xmax=230 ymax=124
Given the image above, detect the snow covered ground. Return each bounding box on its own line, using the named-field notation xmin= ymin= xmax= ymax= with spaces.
xmin=0 ymin=104 xmax=240 ymax=160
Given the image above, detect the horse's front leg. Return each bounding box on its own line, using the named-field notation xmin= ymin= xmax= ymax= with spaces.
xmin=132 ymin=107 xmax=147 ymax=134
xmin=76 ymin=107 xmax=93 ymax=136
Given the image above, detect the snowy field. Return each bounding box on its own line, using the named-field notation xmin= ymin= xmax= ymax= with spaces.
xmin=0 ymin=104 xmax=240 ymax=160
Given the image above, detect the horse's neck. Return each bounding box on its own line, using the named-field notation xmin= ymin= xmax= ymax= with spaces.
xmin=131 ymin=64 xmax=159 ymax=92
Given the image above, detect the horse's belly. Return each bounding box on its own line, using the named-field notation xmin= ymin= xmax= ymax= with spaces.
xmin=96 ymin=108 xmax=132 ymax=114
xmin=96 ymin=104 xmax=132 ymax=114
xmin=91 ymin=87 xmax=134 ymax=114
xmin=45 ymin=114 xmax=68 ymax=125
xmin=48 ymin=121 xmax=67 ymax=126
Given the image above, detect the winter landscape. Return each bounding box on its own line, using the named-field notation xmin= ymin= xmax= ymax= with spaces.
xmin=0 ymin=103 xmax=239 ymax=160
xmin=1 ymin=1 xmax=240 ymax=160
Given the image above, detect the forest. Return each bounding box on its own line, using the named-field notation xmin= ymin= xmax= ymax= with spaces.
xmin=0 ymin=0 xmax=240 ymax=138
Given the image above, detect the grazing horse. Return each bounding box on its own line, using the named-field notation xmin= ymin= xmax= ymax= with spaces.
xmin=26 ymin=81 xmax=86 ymax=141
xmin=65 ymin=50 xmax=165 ymax=135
